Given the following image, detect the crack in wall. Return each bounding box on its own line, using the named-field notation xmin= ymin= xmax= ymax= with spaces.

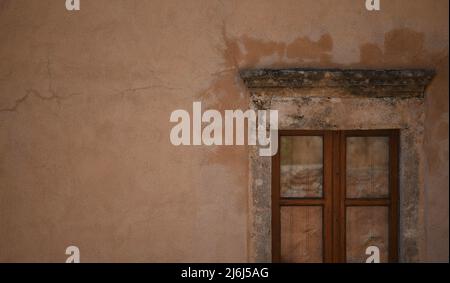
xmin=0 ymin=89 xmax=82 ymax=113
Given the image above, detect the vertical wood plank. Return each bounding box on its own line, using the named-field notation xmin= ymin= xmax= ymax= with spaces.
xmin=332 ymin=131 xmax=342 ymax=262
xmin=323 ymin=132 xmax=333 ymax=263
xmin=339 ymin=131 xmax=347 ymax=262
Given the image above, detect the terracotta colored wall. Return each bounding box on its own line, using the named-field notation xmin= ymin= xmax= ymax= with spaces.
xmin=0 ymin=0 xmax=447 ymax=262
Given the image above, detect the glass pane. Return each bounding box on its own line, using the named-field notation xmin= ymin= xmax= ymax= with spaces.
xmin=346 ymin=206 xmax=389 ymax=263
xmin=280 ymin=206 xmax=323 ymax=263
xmin=280 ymin=136 xmax=323 ymax=198
xmin=346 ymin=136 xmax=389 ymax=198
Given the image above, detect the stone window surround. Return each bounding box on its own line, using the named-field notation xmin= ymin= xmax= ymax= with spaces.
xmin=240 ymin=68 xmax=435 ymax=262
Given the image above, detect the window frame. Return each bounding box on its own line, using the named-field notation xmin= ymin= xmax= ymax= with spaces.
xmin=272 ymin=129 xmax=399 ymax=263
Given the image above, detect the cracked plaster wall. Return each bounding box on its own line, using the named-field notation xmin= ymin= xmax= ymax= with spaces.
xmin=0 ymin=0 xmax=448 ymax=262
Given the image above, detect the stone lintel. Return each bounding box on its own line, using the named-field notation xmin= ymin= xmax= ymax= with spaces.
xmin=240 ymin=68 xmax=435 ymax=97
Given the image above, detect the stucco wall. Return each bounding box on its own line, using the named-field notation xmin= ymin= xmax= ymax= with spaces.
xmin=0 ymin=0 xmax=447 ymax=262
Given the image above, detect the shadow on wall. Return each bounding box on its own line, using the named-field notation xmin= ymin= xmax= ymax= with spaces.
xmin=0 ymin=0 xmax=11 ymax=13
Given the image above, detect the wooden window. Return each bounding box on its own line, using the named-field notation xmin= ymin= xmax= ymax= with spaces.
xmin=272 ymin=130 xmax=399 ymax=263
